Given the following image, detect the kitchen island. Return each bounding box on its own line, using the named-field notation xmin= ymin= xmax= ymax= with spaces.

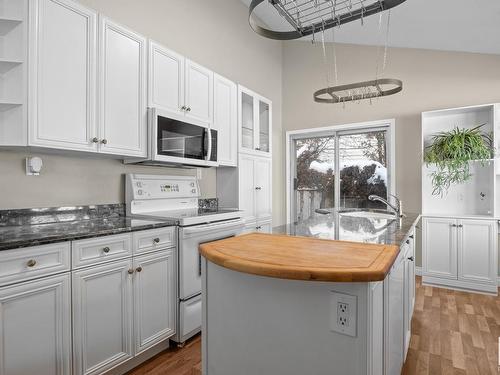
xmin=200 ymin=211 xmax=419 ymax=375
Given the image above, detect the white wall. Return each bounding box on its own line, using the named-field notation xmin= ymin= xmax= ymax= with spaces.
xmin=0 ymin=0 xmax=284 ymax=224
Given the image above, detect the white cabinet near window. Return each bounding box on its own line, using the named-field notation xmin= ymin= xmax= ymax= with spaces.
xmin=72 ymin=259 xmax=134 ymax=375
xmin=133 ymin=249 xmax=176 ymax=355
xmin=238 ymin=85 xmax=272 ymax=157
xmin=0 ymin=274 xmax=71 ymax=375
xmin=213 ymin=73 xmax=237 ymax=166
xmin=148 ymin=41 xmax=213 ymax=124
xmin=28 ymin=0 xmax=97 ymax=151
xmin=422 ymin=216 xmax=498 ymax=294
xmin=217 ymin=153 xmax=273 ymax=232
xmin=422 ymin=217 xmax=457 ymax=280
xmin=98 ymin=16 xmax=147 ymax=157
xmin=458 ymin=219 xmax=497 ymax=285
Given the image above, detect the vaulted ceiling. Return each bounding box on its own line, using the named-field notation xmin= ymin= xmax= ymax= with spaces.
xmin=240 ymin=0 xmax=500 ymax=55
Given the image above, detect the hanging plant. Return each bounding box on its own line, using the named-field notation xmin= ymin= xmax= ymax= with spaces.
xmin=423 ymin=125 xmax=494 ymax=196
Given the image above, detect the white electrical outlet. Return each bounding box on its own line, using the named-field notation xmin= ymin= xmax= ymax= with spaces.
xmin=330 ymin=291 xmax=357 ymax=337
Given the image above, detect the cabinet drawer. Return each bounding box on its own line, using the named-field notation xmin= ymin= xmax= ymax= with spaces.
xmin=72 ymin=233 xmax=132 ymax=269
xmin=0 ymin=242 xmax=70 ymax=286
xmin=133 ymin=227 xmax=176 ymax=254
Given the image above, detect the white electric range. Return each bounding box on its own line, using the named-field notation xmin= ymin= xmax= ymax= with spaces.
xmin=126 ymin=174 xmax=244 ymax=344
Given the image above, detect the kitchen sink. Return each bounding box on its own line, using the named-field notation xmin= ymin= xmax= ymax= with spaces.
xmin=338 ymin=210 xmax=397 ymax=220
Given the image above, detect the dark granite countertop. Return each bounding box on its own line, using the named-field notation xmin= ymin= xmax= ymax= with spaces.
xmin=273 ymin=209 xmax=420 ymax=246
xmin=0 ymin=204 xmax=176 ymax=251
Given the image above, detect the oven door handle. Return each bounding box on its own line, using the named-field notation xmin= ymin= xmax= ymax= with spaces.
xmin=182 ymin=218 xmax=244 ymax=237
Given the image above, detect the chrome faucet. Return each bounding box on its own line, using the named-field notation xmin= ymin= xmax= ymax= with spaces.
xmin=368 ymin=194 xmax=403 ymax=218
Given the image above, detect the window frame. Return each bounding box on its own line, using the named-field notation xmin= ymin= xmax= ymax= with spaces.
xmin=286 ymin=119 xmax=396 ymax=224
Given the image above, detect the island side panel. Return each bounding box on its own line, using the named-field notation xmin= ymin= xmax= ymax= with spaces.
xmin=203 ymin=261 xmax=376 ymax=375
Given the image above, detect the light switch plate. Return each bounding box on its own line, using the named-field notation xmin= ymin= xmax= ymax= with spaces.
xmin=330 ymin=291 xmax=357 ymax=337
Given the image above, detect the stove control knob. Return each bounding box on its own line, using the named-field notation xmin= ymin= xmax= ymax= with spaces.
xmin=137 ymin=189 xmax=143 ymax=195
xmin=136 ymin=182 xmax=142 ymax=188
xmin=190 ymin=182 xmax=195 ymax=187
xmin=191 ymin=189 xmax=196 ymax=193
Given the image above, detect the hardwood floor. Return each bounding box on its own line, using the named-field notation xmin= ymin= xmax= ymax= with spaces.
xmin=128 ymin=277 xmax=499 ymax=375
xmin=402 ymin=277 xmax=500 ymax=375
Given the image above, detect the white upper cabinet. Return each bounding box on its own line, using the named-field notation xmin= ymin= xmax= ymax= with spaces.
xmin=28 ymin=0 xmax=97 ymax=151
xmin=148 ymin=41 xmax=213 ymax=124
xmin=185 ymin=59 xmax=213 ymax=124
xmin=213 ymin=73 xmax=237 ymax=166
xmin=238 ymin=85 xmax=272 ymax=157
xmin=148 ymin=41 xmax=184 ymax=115
xmin=98 ymin=17 xmax=147 ymax=157
xmin=0 ymin=274 xmax=72 ymax=375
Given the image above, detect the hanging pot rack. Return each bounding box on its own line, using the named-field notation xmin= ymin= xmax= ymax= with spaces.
xmin=249 ymin=0 xmax=407 ymax=40
xmin=313 ymin=78 xmax=402 ymax=103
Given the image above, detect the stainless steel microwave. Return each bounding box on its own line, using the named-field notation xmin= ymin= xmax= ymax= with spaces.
xmin=138 ymin=107 xmax=218 ymax=168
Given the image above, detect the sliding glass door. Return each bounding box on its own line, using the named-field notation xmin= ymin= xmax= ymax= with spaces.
xmin=290 ymin=125 xmax=392 ymax=222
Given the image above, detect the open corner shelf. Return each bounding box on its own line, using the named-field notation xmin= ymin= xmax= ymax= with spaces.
xmin=0 ymin=16 xmax=22 ymax=35
xmin=0 ymin=58 xmax=22 ymax=73
xmin=0 ymin=101 xmax=22 ymax=111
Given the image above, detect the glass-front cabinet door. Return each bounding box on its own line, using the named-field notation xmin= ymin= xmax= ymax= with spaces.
xmin=238 ymin=86 xmax=272 ymax=157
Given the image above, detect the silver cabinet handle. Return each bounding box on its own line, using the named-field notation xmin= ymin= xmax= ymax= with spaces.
xmin=102 ymin=246 xmax=110 ymax=253
xmin=27 ymin=259 xmax=37 ymax=268
xmin=101 ymin=139 xmax=108 ymax=145
xmin=92 ymin=137 xmax=99 ymax=143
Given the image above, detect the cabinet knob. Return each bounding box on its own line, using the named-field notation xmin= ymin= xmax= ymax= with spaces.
xmin=186 ymin=107 xmax=191 ymax=112
xmin=458 ymin=224 xmax=463 ymax=228
xmin=409 ymin=235 xmax=414 ymax=239
xmin=255 ymin=147 xmax=260 ymax=151
xmin=26 ymin=259 xmax=37 ymax=268
xmin=136 ymin=266 xmax=143 ymax=273
xmin=101 ymin=139 xmax=108 ymax=145
xmin=406 ymin=239 xmax=410 ymax=244
xmin=451 ymin=224 xmax=457 ymax=227
xmin=256 ymin=226 xmax=262 ymax=230
xmin=153 ymin=237 xmax=160 ymax=244
xmin=181 ymin=105 xmax=187 ymax=111
xmin=92 ymin=137 xmax=99 ymax=143
xmin=128 ymin=268 xmax=134 ymax=275
xmin=255 ymin=187 xmax=262 ymax=190
xmin=102 ymin=246 xmax=110 ymax=254
xmin=407 ymin=256 xmax=414 ymax=262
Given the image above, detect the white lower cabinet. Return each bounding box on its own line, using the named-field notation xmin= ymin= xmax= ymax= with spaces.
xmin=133 ymin=250 xmax=175 ymax=355
xmin=403 ymin=233 xmax=415 ymax=360
xmin=72 ymin=248 xmax=176 ymax=375
xmin=72 ymin=259 xmax=134 ymax=375
xmin=422 ymin=216 xmax=497 ymax=294
xmin=384 ymin=251 xmax=405 ymax=375
xmin=0 ymin=273 xmax=72 ymax=375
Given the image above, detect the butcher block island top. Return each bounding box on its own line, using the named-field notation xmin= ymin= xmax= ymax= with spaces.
xmin=199 ymin=232 xmax=401 ymax=282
